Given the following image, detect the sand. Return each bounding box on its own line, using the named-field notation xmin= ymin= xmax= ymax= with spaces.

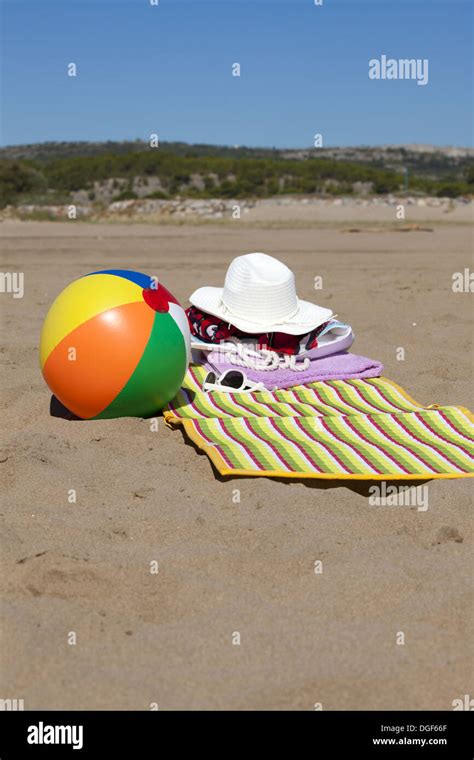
xmin=0 ymin=209 xmax=472 ymax=710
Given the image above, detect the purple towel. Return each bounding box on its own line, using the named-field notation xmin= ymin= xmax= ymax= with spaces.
xmin=205 ymin=350 xmax=383 ymax=390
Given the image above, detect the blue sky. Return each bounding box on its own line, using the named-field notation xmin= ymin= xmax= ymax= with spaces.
xmin=1 ymin=0 xmax=472 ymax=148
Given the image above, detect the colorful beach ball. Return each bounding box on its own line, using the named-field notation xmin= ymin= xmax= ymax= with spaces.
xmin=40 ymin=269 xmax=191 ymax=419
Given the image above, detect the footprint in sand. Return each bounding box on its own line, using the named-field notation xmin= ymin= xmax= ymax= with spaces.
xmin=17 ymin=554 xmax=111 ymax=599
xmin=433 ymin=526 xmax=463 ymax=545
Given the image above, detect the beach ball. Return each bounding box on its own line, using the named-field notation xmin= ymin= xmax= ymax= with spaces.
xmin=40 ymin=269 xmax=191 ymax=419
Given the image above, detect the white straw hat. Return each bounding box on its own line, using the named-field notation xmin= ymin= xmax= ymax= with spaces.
xmin=189 ymin=253 xmax=333 ymax=335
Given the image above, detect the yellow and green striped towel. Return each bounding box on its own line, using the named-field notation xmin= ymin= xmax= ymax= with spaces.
xmin=163 ymin=365 xmax=474 ymax=480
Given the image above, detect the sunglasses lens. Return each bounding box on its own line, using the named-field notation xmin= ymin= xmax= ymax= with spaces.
xmin=222 ymin=370 xmax=245 ymax=389
xmin=205 ymin=372 xmax=216 ymax=386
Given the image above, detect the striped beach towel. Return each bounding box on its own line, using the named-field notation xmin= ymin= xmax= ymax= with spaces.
xmin=163 ymin=365 xmax=474 ymax=480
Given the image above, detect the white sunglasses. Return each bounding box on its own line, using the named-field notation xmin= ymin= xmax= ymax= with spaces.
xmin=202 ymin=369 xmax=266 ymax=393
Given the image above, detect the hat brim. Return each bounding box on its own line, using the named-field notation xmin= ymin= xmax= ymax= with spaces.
xmin=189 ymin=286 xmax=333 ymax=336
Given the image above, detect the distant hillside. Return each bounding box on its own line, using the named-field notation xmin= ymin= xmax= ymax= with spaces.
xmin=1 ymin=141 xmax=473 ymax=177
xmin=0 ymin=140 xmax=283 ymax=163
xmin=282 ymin=145 xmax=474 ymax=180
xmin=0 ymin=141 xmax=472 ymax=207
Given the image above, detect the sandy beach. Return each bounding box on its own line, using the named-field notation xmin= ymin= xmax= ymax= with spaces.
xmin=1 ymin=209 xmax=472 ymax=710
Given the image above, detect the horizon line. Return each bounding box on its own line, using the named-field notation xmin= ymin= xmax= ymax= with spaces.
xmin=1 ymin=139 xmax=473 ymax=152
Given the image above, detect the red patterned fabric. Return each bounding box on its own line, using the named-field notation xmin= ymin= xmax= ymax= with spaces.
xmin=186 ymin=306 xmax=327 ymax=355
